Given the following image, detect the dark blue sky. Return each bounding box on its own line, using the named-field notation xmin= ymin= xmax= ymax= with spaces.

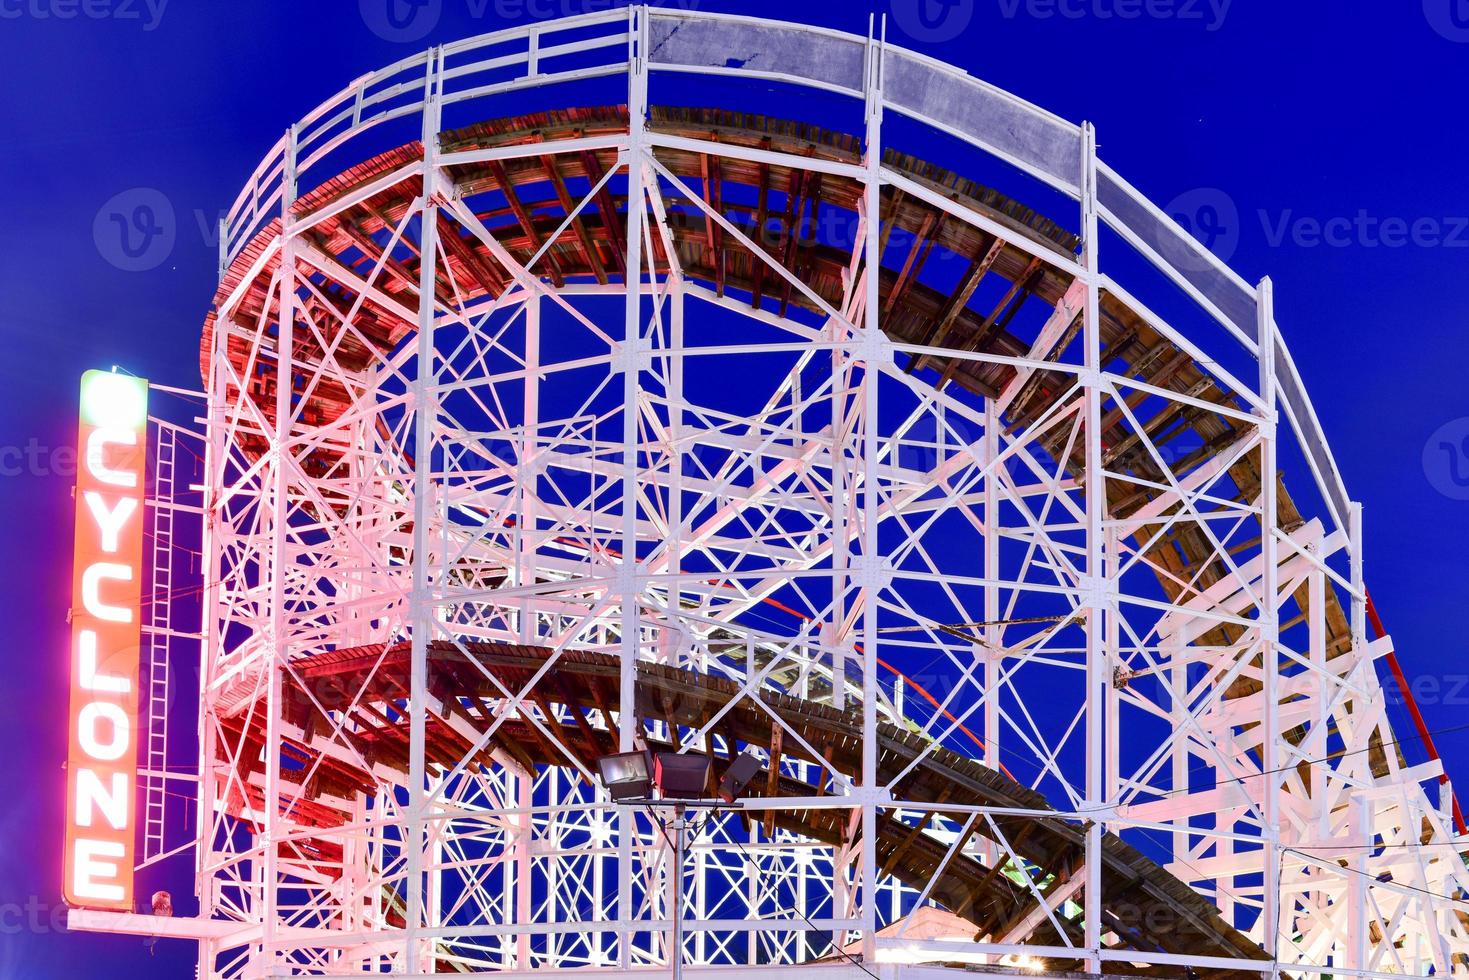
xmin=3 ymin=1 xmax=1468 ymax=975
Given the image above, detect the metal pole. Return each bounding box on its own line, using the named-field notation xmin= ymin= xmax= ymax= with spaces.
xmin=1347 ymin=502 xmax=1368 ymax=971
xmin=1079 ymin=119 xmax=1105 ymax=975
xmin=261 ymin=120 xmax=298 ymax=970
xmin=672 ymin=803 xmax=686 ymax=980
xmin=619 ymin=10 xmax=648 ymax=968
xmin=1257 ymin=276 xmax=1281 ymax=966
xmin=406 ymin=46 xmax=443 ymax=974
xmin=858 ymin=18 xmax=884 ymax=963
xmin=197 ymin=216 xmax=229 ymax=980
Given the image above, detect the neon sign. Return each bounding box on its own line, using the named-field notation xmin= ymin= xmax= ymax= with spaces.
xmin=64 ymin=371 xmax=147 ymax=910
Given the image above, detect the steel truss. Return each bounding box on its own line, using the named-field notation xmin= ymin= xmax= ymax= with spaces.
xmin=73 ymin=7 xmax=1469 ymax=980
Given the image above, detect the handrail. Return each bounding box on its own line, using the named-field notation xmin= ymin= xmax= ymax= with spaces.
xmin=213 ymin=8 xmax=1353 ymax=532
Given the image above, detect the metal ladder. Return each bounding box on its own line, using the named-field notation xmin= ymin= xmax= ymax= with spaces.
xmin=142 ymin=423 xmax=175 ymax=862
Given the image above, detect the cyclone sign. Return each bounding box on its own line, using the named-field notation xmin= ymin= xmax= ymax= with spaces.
xmin=63 ymin=371 xmax=148 ymax=911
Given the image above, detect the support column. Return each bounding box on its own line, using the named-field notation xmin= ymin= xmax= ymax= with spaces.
xmin=515 ymin=768 xmax=534 ymax=969
xmin=261 ymin=121 xmax=299 ymax=971
xmin=857 ymin=25 xmax=884 ymax=962
xmin=618 ymin=10 xmax=648 ymax=968
xmin=982 ymin=401 xmax=1001 ymax=877
xmin=1308 ymin=568 xmax=1328 ymax=841
xmin=1347 ymin=501 xmax=1368 ymax=970
xmin=1169 ymin=651 xmax=1197 ymax=896
xmin=666 ymin=280 xmax=685 ymax=634
xmin=515 ymin=293 xmax=540 ymax=969
xmin=1079 ymin=120 xmax=1106 ymax=975
xmin=406 ymin=46 xmax=443 ymax=975
xmin=829 ymin=325 xmax=850 ymax=716
xmin=198 ymin=218 xmax=230 ymax=980
xmin=1347 ymin=793 xmax=1369 ymax=972
xmin=519 ymin=294 xmax=541 ymax=644
xmin=1257 ymin=277 xmax=1282 ymax=965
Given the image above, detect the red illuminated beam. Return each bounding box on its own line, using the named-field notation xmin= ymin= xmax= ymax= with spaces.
xmin=63 ymin=370 xmax=148 ymax=911
xmin=1367 ymin=592 xmax=1468 ymax=835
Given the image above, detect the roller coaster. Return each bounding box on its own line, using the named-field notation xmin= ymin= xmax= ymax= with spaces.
xmin=64 ymin=8 xmax=1469 ymax=979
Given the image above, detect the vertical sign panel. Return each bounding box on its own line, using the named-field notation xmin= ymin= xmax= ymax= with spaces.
xmin=64 ymin=371 xmax=148 ymax=910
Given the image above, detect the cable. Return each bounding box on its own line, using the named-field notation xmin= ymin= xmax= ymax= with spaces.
xmin=641 ymin=801 xmax=679 ymax=854
xmin=1154 ymin=720 xmax=1469 ymax=802
xmin=722 ymin=819 xmax=885 ymax=980
xmin=652 ymin=801 xmax=883 ymax=980
xmin=1287 ymin=841 xmax=1469 ymax=851
xmin=1281 ymin=847 xmax=1469 ymax=910
xmin=741 ymin=554 xmax=1469 ymax=839
xmin=997 ymin=719 xmax=1469 ymax=815
xmin=1130 ymin=823 xmax=1309 ymax=969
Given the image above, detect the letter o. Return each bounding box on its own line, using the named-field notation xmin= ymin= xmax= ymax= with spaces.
xmin=78 ymin=702 xmax=130 ymax=761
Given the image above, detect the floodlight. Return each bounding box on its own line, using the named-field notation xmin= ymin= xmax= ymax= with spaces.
xmin=80 ymin=369 xmax=148 ymax=429
xmin=654 ymin=752 xmax=711 ymax=799
xmin=151 ymin=890 xmax=173 ymax=917
xmin=597 ymin=751 xmax=652 ymax=801
xmin=718 ymin=751 xmax=762 ymax=803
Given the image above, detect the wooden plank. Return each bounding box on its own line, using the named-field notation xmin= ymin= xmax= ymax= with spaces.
xmin=751 ymin=140 xmax=771 ymax=309
xmin=908 ymin=238 xmax=1003 ymax=373
xmin=543 ymin=152 xmax=607 ymax=284
xmin=488 ymin=159 xmax=564 ymax=287
xmin=763 ymin=726 xmax=784 ymax=837
xmin=884 ymin=211 xmax=938 ymax=314
xmin=935 ymin=254 xmax=1043 ymax=388
xmin=579 ymin=148 xmax=626 ymax=277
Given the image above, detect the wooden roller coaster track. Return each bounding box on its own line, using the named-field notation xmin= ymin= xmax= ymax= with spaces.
xmin=202 ymin=103 xmax=1443 ymax=973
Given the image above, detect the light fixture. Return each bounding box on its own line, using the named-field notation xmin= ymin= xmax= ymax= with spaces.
xmin=717 ymin=751 xmax=761 ymax=803
xmin=654 ymin=752 xmax=711 ymax=800
xmin=597 ymin=749 xmax=763 ymax=805
xmin=596 ymin=750 xmax=652 ymax=801
xmin=595 ymin=748 xmax=757 ymax=980
xmin=79 ymin=369 xmax=148 ymax=429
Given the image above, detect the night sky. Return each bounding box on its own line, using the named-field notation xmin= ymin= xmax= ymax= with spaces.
xmin=2 ymin=1 xmax=1468 ymax=976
